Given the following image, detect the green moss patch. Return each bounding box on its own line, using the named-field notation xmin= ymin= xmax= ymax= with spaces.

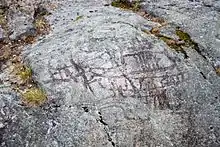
xmin=111 ymin=0 xmax=141 ymax=11
xmin=157 ymin=34 xmax=188 ymax=58
xmin=176 ymin=29 xmax=191 ymax=43
xmin=176 ymin=28 xmax=206 ymax=59
xmin=146 ymin=27 xmax=206 ymax=59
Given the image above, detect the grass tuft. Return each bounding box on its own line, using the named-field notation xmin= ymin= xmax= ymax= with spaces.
xmin=33 ymin=17 xmax=50 ymax=34
xmin=22 ymin=88 xmax=47 ymax=106
xmin=17 ymin=66 xmax=32 ymax=82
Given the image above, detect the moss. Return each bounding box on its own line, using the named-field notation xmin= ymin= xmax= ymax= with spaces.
xmin=0 ymin=7 xmax=7 ymax=26
xmin=22 ymin=87 xmax=47 ymax=106
xmin=158 ymin=35 xmax=177 ymax=47
xmin=176 ymin=28 xmax=206 ymax=59
xmin=175 ymin=29 xmax=198 ymax=48
xmin=111 ymin=0 xmax=141 ymax=11
xmin=0 ymin=9 xmax=4 ymax=15
xmin=143 ymin=27 xmax=190 ymax=58
xmin=176 ymin=29 xmax=192 ymax=43
xmin=111 ymin=0 xmax=131 ymax=9
xmin=158 ymin=34 xmax=188 ymax=58
xmin=150 ymin=17 xmax=165 ymax=24
xmin=0 ymin=6 xmax=50 ymax=108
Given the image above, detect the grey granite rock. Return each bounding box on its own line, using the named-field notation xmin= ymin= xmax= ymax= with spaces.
xmin=0 ymin=0 xmax=220 ymax=146
xmin=142 ymin=0 xmax=220 ymax=64
xmin=1 ymin=0 xmax=56 ymax=39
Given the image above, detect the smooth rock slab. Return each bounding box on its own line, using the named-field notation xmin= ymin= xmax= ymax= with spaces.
xmin=1 ymin=0 xmax=219 ymax=146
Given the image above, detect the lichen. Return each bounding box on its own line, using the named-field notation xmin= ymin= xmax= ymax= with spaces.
xmin=22 ymin=88 xmax=47 ymax=107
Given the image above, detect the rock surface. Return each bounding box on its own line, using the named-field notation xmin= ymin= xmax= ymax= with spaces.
xmin=0 ymin=0 xmax=220 ymax=146
xmin=0 ymin=0 xmax=59 ymax=39
xmin=143 ymin=0 xmax=220 ymax=64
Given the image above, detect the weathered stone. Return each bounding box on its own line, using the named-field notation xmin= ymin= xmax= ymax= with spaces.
xmin=142 ymin=0 xmax=220 ymax=64
xmin=0 ymin=0 xmax=219 ymax=146
xmin=0 ymin=0 xmax=57 ymax=39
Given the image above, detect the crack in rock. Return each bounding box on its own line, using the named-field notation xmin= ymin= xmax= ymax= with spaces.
xmin=97 ymin=111 xmax=116 ymax=147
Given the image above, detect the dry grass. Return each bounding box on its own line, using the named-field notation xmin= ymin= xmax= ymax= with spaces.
xmin=0 ymin=46 xmax=11 ymax=61
xmin=216 ymin=68 xmax=220 ymax=76
xmin=0 ymin=5 xmax=50 ymax=108
xmin=22 ymin=88 xmax=47 ymax=106
xmin=33 ymin=17 xmax=50 ymax=34
xmin=17 ymin=65 xmax=32 ymax=82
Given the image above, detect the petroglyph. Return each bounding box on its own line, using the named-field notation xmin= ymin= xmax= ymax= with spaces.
xmin=23 ymin=16 xmax=190 ymax=145
xmin=45 ymin=38 xmax=188 ymax=110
